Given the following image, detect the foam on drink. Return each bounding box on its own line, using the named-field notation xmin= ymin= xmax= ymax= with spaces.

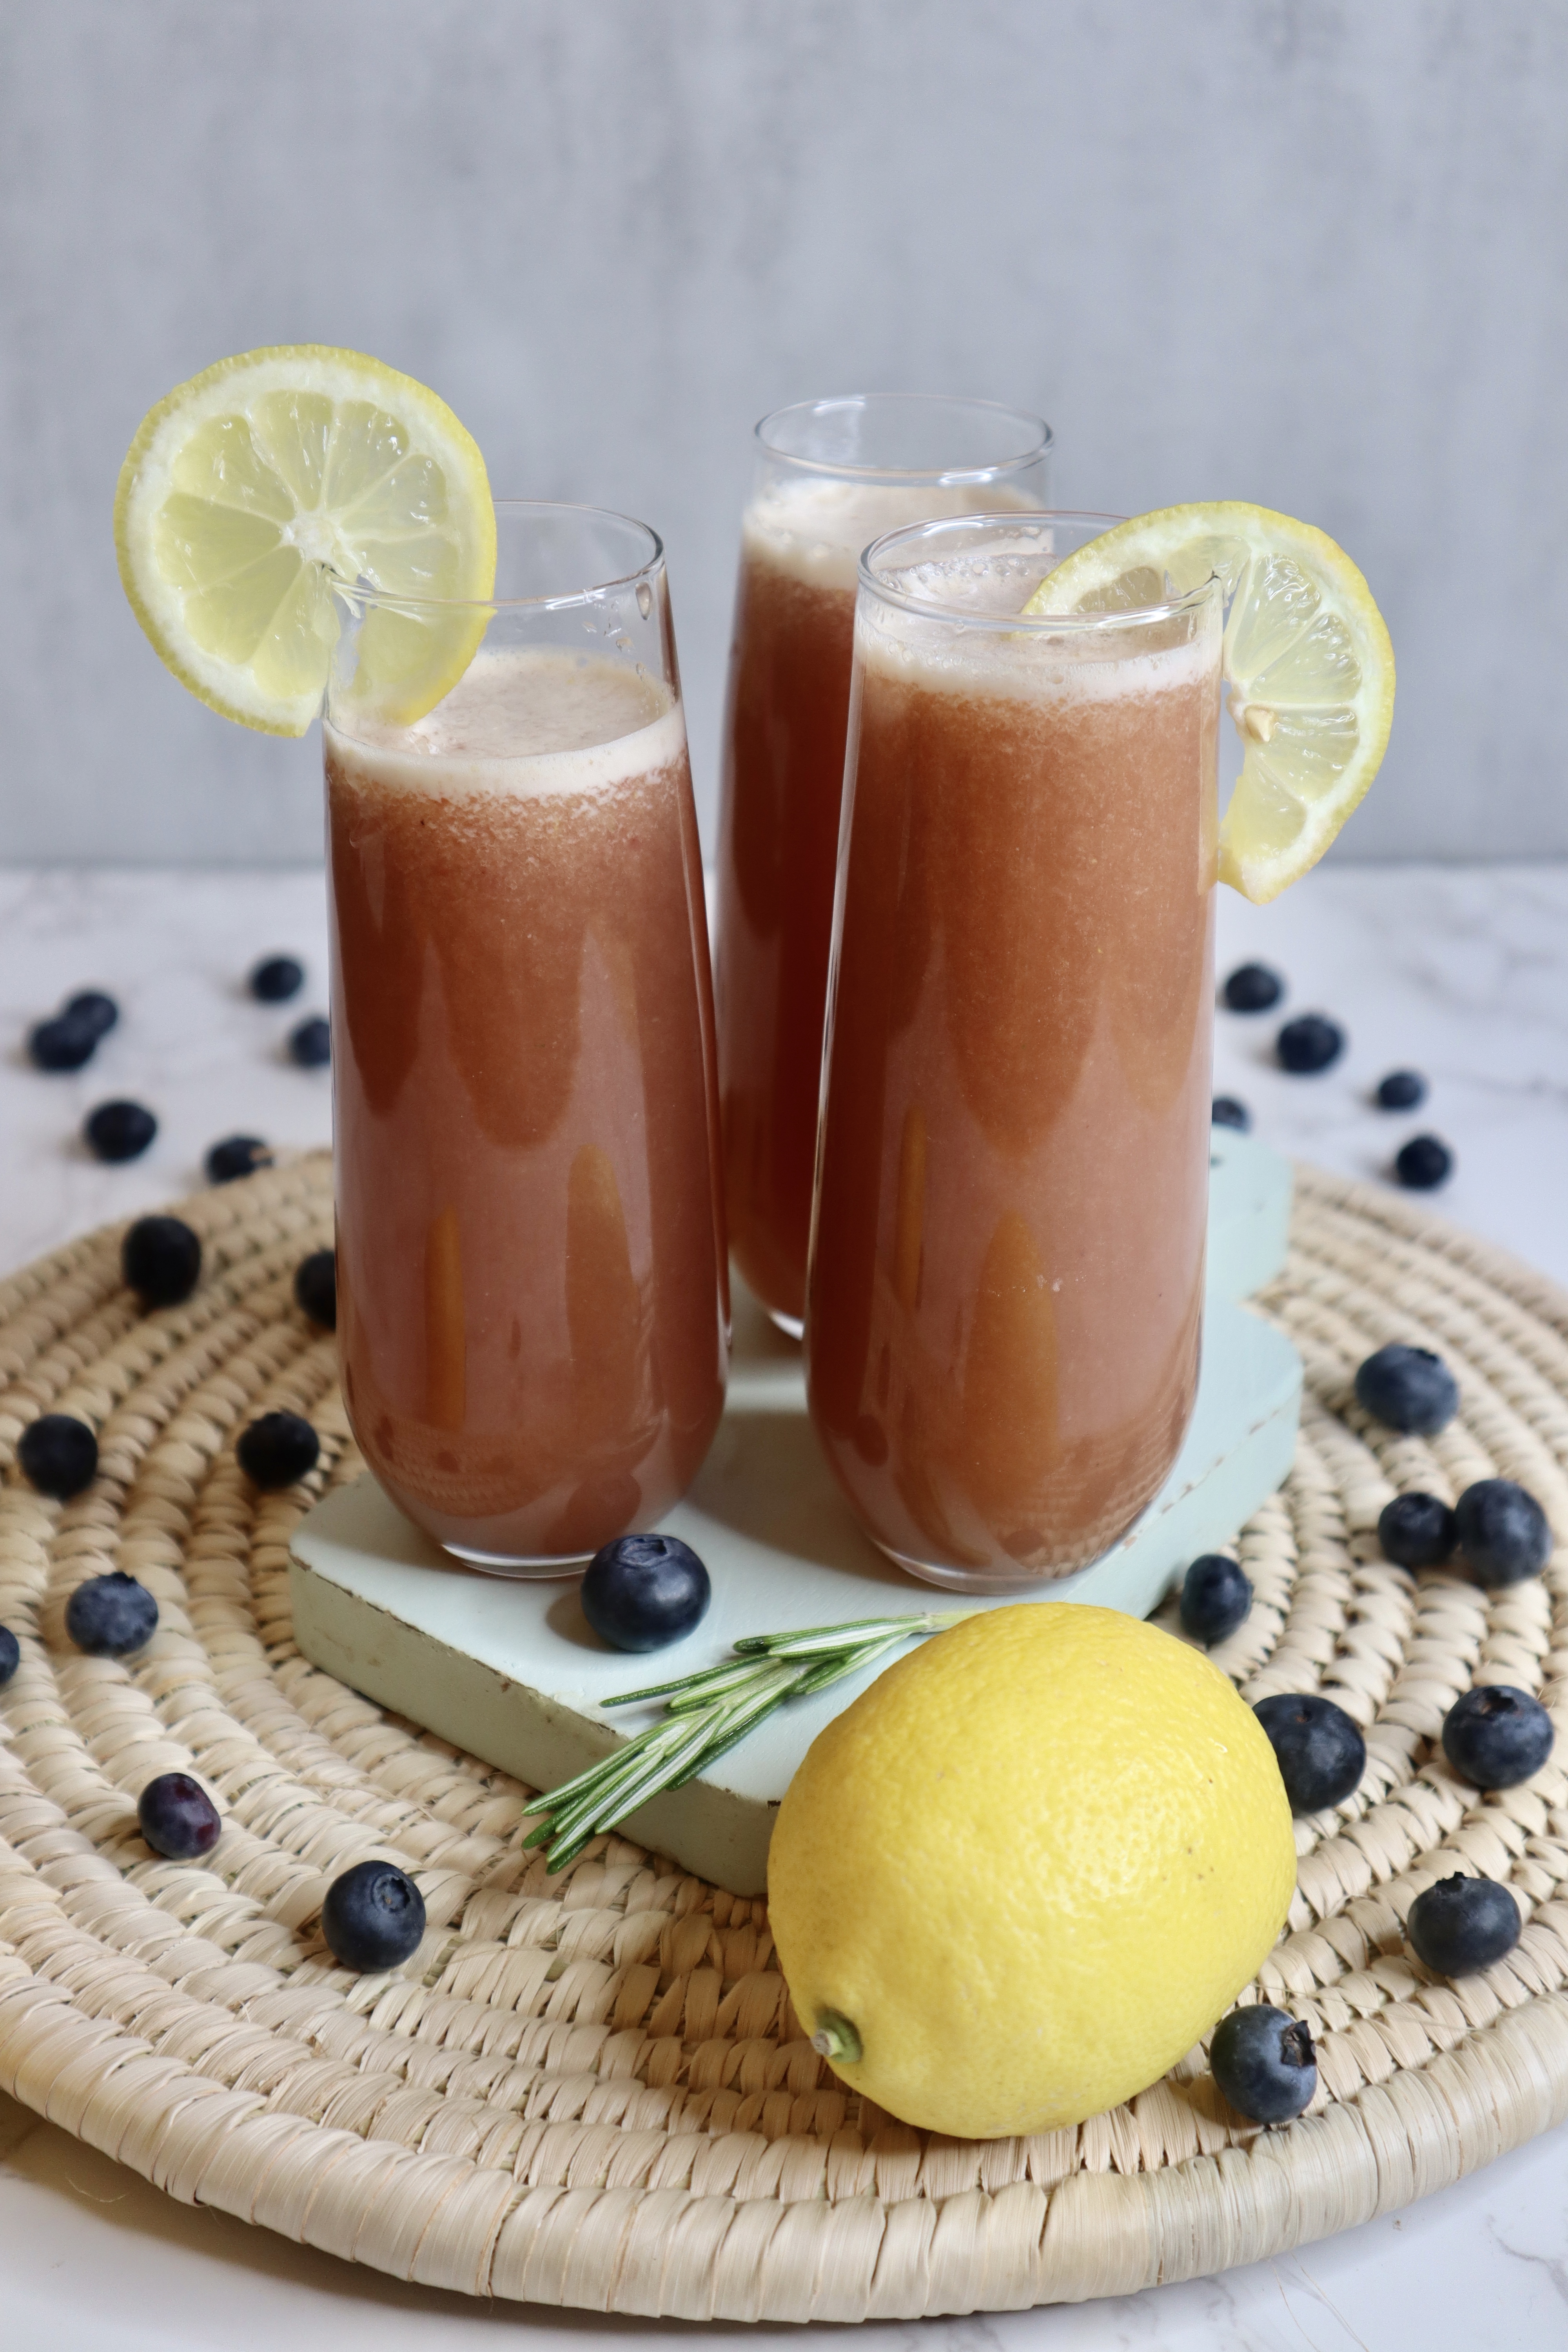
xmin=327 ymin=646 xmax=687 ymax=795
xmin=742 ymin=477 xmax=1037 ymax=592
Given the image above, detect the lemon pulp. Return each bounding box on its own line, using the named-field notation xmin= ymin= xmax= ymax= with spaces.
xmin=1024 ymin=502 xmax=1394 ymax=903
xmin=115 ymin=345 xmax=496 ymax=736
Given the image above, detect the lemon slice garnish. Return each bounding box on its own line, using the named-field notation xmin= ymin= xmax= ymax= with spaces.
xmin=1024 ymin=502 xmax=1394 ymax=902
xmin=115 ymin=345 xmax=496 ymax=737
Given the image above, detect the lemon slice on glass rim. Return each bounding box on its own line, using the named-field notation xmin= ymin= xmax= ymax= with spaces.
xmin=115 ymin=345 xmax=496 ymax=736
xmin=1024 ymin=502 xmax=1394 ymax=903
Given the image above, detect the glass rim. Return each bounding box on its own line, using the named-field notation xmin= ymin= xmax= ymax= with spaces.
xmin=754 ymin=393 xmax=1052 ymax=484
xmin=338 ymin=498 xmax=665 ymax=617
xmin=858 ymin=509 xmax=1222 ymax=632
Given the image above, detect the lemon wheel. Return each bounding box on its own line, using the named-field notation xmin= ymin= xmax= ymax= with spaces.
xmin=1025 ymin=502 xmax=1395 ymax=902
xmin=115 ymin=345 xmax=496 ymax=736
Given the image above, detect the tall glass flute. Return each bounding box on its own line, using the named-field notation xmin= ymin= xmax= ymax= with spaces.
xmin=807 ymin=514 xmax=1223 ymax=1593
xmin=324 ymin=503 xmax=728 ymax=1573
xmin=716 ymin=395 xmax=1052 ymax=1336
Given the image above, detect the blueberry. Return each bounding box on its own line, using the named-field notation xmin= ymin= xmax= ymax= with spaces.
xmin=65 ymin=1571 xmax=158 ymax=1657
xmin=84 ymin=1099 xmax=157 ymax=1163
xmin=236 ymin=1411 xmax=320 ymax=1491
xmin=206 ymin=1134 xmax=272 ymax=1185
xmin=322 ymin=1858 xmax=426 ymax=1971
xmin=1179 ymin=1554 xmax=1253 ymax=1645
xmin=1377 ymin=1491 xmax=1457 ymax=1569
xmin=1454 ymin=1479 xmax=1552 ymax=1587
xmin=1277 ymin=1013 xmax=1345 ymax=1074
xmin=17 ymin=1413 xmax=98 ymax=1499
xmin=28 ymin=1014 xmax=98 ymax=1072
xmin=138 ymin=1770 xmax=222 ymax=1860
xmin=1395 ymin=1134 xmax=1453 ymax=1191
xmin=289 ymin=1015 xmax=331 ymax=1069
xmin=293 ymin=1248 xmax=337 ymax=1329
xmin=1406 ymin=1873 xmax=1521 ymax=1976
xmin=581 ymin=1533 xmax=711 ymax=1652
xmin=1223 ymin=963 xmax=1284 ymax=1014
xmin=0 ymin=1624 xmax=19 ymax=1687
xmin=1354 ymin=1343 xmax=1458 ymax=1436
xmin=123 ymin=1214 xmax=202 ymax=1308
xmin=1211 ymin=1097 xmax=1251 ymax=1132
xmin=65 ymin=991 xmax=120 ymax=1039
xmin=250 ymin=955 xmax=304 ymax=1004
xmin=1442 ymin=1685 xmax=1555 ymax=1790
xmin=1253 ymin=1692 xmax=1366 ymax=1813
xmin=1210 ymin=2004 xmax=1317 ymax=2123
xmin=1376 ymin=1069 xmax=1426 ymax=1111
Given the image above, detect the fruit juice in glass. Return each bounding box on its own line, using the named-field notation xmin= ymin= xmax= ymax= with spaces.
xmin=323 ymin=503 xmax=727 ymax=1571
xmin=717 ymin=396 xmax=1052 ymax=1334
xmin=806 ymin=514 xmax=1222 ymax=1592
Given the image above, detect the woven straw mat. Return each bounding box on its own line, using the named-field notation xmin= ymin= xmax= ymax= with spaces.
xmin=0 ymin=1151 xmax=1566 ymax=2321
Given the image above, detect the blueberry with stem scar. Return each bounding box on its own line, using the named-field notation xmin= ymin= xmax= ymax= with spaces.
xmin=1210 ymin=2004 xmax=1316 ymax=2123
xmin=1441 ymin=1686 xmax=1554 ymax=1790
xmin=322 ymin=1860 xmax=426 ymax=1971
xmin=581 ymin=1534 xmax=711 ymax=1652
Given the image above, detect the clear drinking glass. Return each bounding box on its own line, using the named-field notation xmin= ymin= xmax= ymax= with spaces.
xmin=806 ymin=513 xmax=1223 ymax=1593
xmin=324 ymin=502 xmax=728 ymax=1573
xmin=716 ymin=395 xmax=1053 ymax=1336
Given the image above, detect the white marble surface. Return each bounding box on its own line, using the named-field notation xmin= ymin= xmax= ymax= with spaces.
xmin=2 ymin=860 xmax=1568 ymax=2348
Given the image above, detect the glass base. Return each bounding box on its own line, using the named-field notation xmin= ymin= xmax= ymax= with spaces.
xmin=874 ymin=1539 xmax=1084 ymax=1596
xmin=767 ymin=1307 xmax=804 ymax=1341
xmin=441 ymin=1542 xmax=590 ymax=1579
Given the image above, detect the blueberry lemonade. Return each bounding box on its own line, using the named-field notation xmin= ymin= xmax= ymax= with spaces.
xmin=114 ymin=350 xmax=727 ymax=1570
xmin=807 ymin=503 xmax=1394 ymax=1592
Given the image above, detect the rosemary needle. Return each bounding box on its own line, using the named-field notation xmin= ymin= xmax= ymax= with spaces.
xmin=521 ymin=1606 xmax=976 ymax=1872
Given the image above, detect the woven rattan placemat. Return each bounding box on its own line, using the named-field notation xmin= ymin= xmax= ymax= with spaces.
xmin=0 ymin=1152 xmax=1564 ymax=2321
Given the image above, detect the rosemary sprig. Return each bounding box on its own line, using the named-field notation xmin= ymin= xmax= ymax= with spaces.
xmin=521 ymin=1607 xmax=976 ymax=1871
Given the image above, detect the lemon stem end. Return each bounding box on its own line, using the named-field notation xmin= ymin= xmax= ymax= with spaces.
xmin=812 ymin=2011 xmax=863 ymax=2065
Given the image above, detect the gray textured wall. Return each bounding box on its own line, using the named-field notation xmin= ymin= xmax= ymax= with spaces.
xmin=3 ymin=0 xmax=1564 ymax=864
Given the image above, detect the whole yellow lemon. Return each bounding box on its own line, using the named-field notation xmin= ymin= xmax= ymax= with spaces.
xmin=767 ymin=1603 xmax=1296 ymax=2139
